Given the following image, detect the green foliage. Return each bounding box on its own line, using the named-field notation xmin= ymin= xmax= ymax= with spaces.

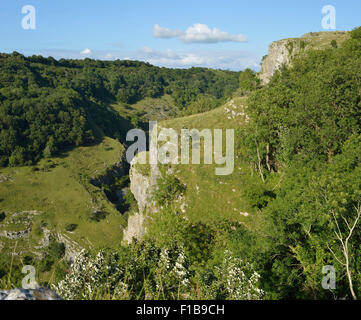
xmin=53 ymin=212 xmax=264 ymax=300
xmin=47 ymin=241 xmax=66 ymax=260
xmin=64 ymin=223 xmax=78 ymax=232
xmin=88 ymin=210 xmax=108 ymax=222
xmin=182 ymin=95 xmax=219 ymax=115
xmin=0 ymin=53 xmax=239 ymax=167
xmin=118 ymin=189 xmax=139 ymax=216
xmin=53 ymin=244 xmax=191 ymax=300
xmin=198 ymin=250 xmax=264 ymax=300
xmin=39 ymin=240 xmax=66 ymax=272
xmin=134 ymin=162 xmax=151 ymax=177
xmin=260 ymin=136 xmax=361 ymax=299
xmin=286 ymin=41 xmax=294 ymax=55
xmin=243 ymin=179 xmax=276 ymax=209
xmin=351 ymin=26 xmax=361 ymax=39
xmin=3 ymin=29 xmax=361 ymax=300
xmin=145 ymin=207 xmax=215 ymax=269
xmin=242 ymin=34 xmax=361 ymax=172
xmin=300 ymin=40 xmax=307 ymax=50
xmin=43 ymin=137 xmax=57 ymax=158
xmin=238 ymin=68 xmax=260 ymax=94
xmin=152 ymin=174 xmax=186 ymax=207
xmin=8 ymin=147 xmax=26 ymax=167
xmin=237 ymin=32 xmax=361 ymax=299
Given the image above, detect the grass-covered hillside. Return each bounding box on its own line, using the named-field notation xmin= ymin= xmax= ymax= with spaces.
xmin=0 ymin=137 xmax=126 ymax=286
xmin=157 ymin=97 xmax=253 ymax=225
xmin=123 ymin=27 xmax=361 ymax=301
xmin=288 ymin=30 xmax=350 ymax=50
xmin=0 ymin=53 xmax=241 ymax=289
xmin=1 ymin=27 xmax=361 ymax=300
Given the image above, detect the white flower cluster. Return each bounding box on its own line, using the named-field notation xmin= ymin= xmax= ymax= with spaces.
xmin=224 ymin=100 xmax=250 ymax=123
xmin=155 ymin=246 xmax=190 ymax=297
xmin=173 ymin=248 xmax=189 ymax=287
xmin=52 ymin=243 xmax=191 ymax=300
xmin=53 ymin=249 xmax=125 ymax=300
xmin=200 ymin=250 xmax=265 ymax=300
xmin=218 ymin=250 xmax=265 ymax=300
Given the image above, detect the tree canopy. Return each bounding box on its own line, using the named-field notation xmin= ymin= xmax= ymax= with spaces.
xmin=0 ymin=53 xmax=240 ymax=166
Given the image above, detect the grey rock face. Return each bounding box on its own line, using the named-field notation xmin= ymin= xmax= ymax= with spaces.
xmin=260 ymin=39 xmax=295 ymax=84
xmin=129 ymin=159 xmax=160 ymax=214
xmin=123 ymin=156 xmax=160 ymax=243
xmin=0 ymin=288 xmax=62 ymax=300
xmin=122 ymin=213 xmax=145 ymax=244
xmin=1 ymin=229 xmax=31 ymax=240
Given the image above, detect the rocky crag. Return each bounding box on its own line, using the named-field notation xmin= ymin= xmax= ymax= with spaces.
xmin=0 ymin=288 xmax=62 ymax=300
xmin=260 ymin=31 xmax=349 ymax=84
xmin=123 ymin=156 xmax=160 ymax=243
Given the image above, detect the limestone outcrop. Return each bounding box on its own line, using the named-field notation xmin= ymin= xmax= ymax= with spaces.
xmin=0 ymin=288 xmax=62 ymax=300
xmin=260 ymin=39 xmax=296 ymax=84
xmin=260 ymin=31 xmax=349 ymax=84
xmin=123 ymin=155 xmax=160 ymax=243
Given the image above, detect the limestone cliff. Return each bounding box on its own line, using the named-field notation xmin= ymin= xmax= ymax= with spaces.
xmin=123 ymin=155 xmax=160 ymax=243
xmin=260 ymin=31 xmax=350 ymax=84
xmin=260 ymin=39 xmax=296 ymax=84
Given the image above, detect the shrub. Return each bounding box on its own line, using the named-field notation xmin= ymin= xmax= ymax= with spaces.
xmin=300 ymin=40 xmax=307 ymax=49
xmin=53 ymin=243 xmax=191 ymax=300
xmin=118 ymin=189 xmax=138 ymax=214
xmin=64 ymin=223 xmax=78 ymax=232
xmin=48 ymin=241 xmax=66 ymax=259
xmin=88 ymin=210 xmax=108 ymax=222
xmin=239 ymin=69 xmax=260 ymax=93
xmin=351 ymin=26 xmax=361 ymax=39
xmin=152 ymin=174 xmax=186 ymax=206
xmin=199 ymin=250 xmax=265 ymax=300
xmin=8 ymin=147 xmax=26 ymax=167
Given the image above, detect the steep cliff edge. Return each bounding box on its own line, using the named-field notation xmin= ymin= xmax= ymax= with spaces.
xmin=123 ymin=154 xmax=160 ymax=243
xmin=260 ymin=31 xmax=350 ymax=84
xmin=260 ymin=39 xmax=296 ymax=84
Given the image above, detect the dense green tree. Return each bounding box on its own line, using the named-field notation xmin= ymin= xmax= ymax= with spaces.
xmin=0 ymin=53 xmax=240 ymax=167
xmin=239 ymin=68 xmax=260 ymax=94
xmin=237 ymin=28 xmax=361 ymax=299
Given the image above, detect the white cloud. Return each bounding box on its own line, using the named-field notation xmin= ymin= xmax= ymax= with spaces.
xmin=153 ymin=24 xmax=183 ymax=39
xmin=142 ymin=46 xmax=154 ymax=53
xmin=153 ymin=23 xmax=247 ymax=44
xmin=80 ymin=48 xmax=92 ymax=55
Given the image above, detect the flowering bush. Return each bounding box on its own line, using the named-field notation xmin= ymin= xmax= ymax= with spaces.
xmin=53 ymin=249 xmax=127 ymax=300
xmin=199 ymin=250 xmax=265 ymax=300
xmin=53 ymin=241 xmax=191 ymax=300
xmin=154 ymin=247 xmax=190 ymax=299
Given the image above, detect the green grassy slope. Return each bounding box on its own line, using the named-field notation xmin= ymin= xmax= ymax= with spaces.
xmin=0 ymin=137 xmax=126 ymax=284
xmin=111 ymin=94 xmax=179 ymax=124
xmin=280 ymin=31 xmax=350 ymax=52
xmin=156 ymin=97 xmax=255 ymax=226
xmin=300 ymin=31 xmax=350 ymax=48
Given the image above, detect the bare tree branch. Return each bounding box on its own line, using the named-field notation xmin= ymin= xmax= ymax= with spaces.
xmin=326 ymin=243 xmax=345 ymax=266
xmin=327 ymin=204 xmax=361 ymax=300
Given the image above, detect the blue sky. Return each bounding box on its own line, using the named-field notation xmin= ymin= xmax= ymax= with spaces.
xmin=0 ymin=0 xmax=360 ymax=70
